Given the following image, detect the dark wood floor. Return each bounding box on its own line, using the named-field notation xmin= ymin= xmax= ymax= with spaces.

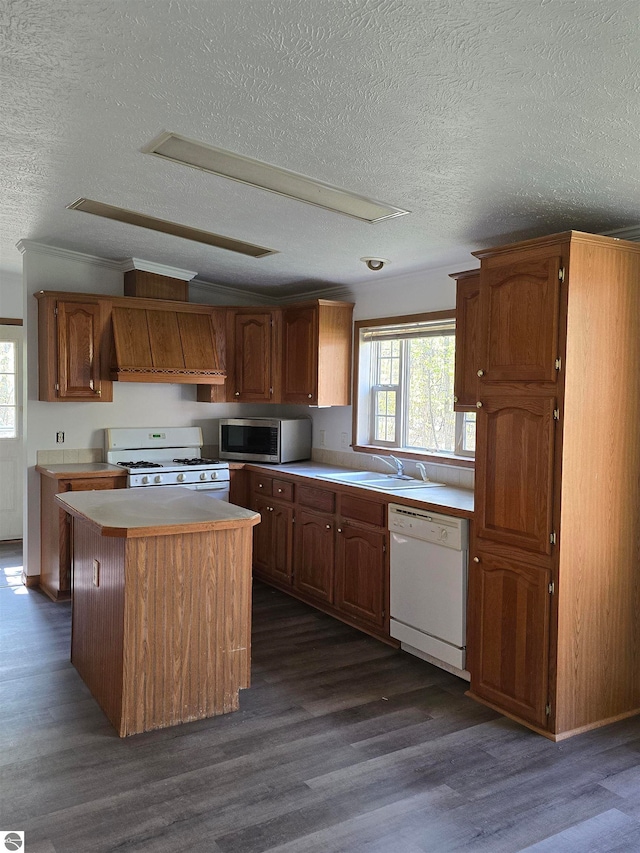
xmin=2 ymin=542 xmax=640 ymax=853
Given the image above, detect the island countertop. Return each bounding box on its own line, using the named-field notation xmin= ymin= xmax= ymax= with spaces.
xmin=55 ymin=486 xmax=260 ymax=538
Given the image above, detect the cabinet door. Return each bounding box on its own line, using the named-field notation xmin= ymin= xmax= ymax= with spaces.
xmin=453 ymin=272 xmax=482 ymax=410
xmin=281 ymin=305 xmax=318 ymax=404
xmin=480 ymin=254 xmax=562 ymax=383
xmin=57 ymin=301 xmax=105 ymax=400
xmin=231 ymin=311 xmax=274 ymax=402
xmin=475 ymin=396 xmax=556 ymax=556
xmin=335 ymin=524 xmax=386 ymax=628
xmin=468 ymin=551 xmax=551 ymax=728
xmin=293 ymin=508 xmax=334 ymax=602
xmin=251 ymin=495 xmax=273 ymax=575
xmin=271 ymin=502 xmax=294 ymax=584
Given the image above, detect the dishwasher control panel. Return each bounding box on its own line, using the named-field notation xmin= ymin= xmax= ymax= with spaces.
xmin=388 ymin=503 xmax=467 ymax=551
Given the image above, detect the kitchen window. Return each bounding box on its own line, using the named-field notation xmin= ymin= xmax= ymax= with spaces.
xmin=0 ymin=339 xmax=17 ymax=439
xmin=353 ymin=311 xmax=475 ymax=461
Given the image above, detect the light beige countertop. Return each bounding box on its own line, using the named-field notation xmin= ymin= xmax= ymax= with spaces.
xmin=55 ymin=486 xmax=260 ymax=538
xmin=37 ymin=462 xmax=126 ymax=479
xmin=245 ymin=461 xmax=474 ymax=518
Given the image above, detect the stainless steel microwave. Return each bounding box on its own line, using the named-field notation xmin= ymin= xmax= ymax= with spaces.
xmin=218 ymin=417 xmax=312 ymax=464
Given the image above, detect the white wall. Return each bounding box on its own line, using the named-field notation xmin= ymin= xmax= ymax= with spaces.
xmin=0 ymin=268 xmax=24 ymax=319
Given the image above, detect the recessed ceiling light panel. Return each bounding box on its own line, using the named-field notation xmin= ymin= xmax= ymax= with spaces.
xmin=143 ymin=132 xmax=410 ymax=223
xmin=66 ymin=198 xmax=277 ymax=258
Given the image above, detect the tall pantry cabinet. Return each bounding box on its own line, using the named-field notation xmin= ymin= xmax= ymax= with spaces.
xmin=465 ymin=230 xmax=640 ymax=740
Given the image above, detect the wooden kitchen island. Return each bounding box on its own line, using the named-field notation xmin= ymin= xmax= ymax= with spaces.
xmin=55 ymin=487 xmax=260 ymax=737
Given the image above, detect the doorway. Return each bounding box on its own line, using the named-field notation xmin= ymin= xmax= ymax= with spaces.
xmin=0 ymin=323 xmax=24 ymax=541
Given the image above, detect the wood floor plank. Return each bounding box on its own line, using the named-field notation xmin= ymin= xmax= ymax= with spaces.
xmin=3 ymin=548 xmax=640 ymax=853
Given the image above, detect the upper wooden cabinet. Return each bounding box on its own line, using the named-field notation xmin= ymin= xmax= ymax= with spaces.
xmin=474 ymin=395 xmax=556 ymax=556
xmin=35 ymin=292 xmax=114 ymax=402
xmin=478 ymin=250 xmax=562 ymax=385
xmin=198 ymin=299 xmax=354 ymax=406
xmin=465 ymin=230 xmax=640 ymax=740
xmin=450 ymin=269 xmax=481 ymax=410
xmin=226 ymin=309 xmax=280 ymax=402
xmin=281 ymin=300 xmax=354 ymax=406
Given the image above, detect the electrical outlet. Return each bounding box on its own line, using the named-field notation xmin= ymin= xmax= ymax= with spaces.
xmin=56 ymin=431 xmax=65 ymax=443
xmin=340 ymin=432 xmax=349 ymax=449
xmin=319 ymin=429 xmax=326 ymax=447
xmin=92 ymin=559 xmax=100 ymax=588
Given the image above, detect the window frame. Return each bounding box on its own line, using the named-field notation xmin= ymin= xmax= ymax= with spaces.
xmin=351 ymin=310 xmax=475 ymax=468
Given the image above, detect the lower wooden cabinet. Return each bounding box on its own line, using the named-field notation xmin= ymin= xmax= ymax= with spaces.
xmin=335 ymin=523 xmax=386 ymax=629
xmin=293 ymin=509 xmax=335 ymax=603
xmin=467 ymin=549 xmax=551 ymax=729
xmin=39 ymin=471 xmax=127 ymax=600
xmin=251 ymin=494 xmax=294 ymax=586
xmin=247 ymin=471 xmax=390 ymax=642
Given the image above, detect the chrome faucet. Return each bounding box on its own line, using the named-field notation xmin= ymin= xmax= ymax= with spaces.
xmin=373 ymin=454 xmax=408 ymax=478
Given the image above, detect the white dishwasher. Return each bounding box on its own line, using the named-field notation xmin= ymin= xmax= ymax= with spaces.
xmin=388 ymin=503 xmax=469 ymax=678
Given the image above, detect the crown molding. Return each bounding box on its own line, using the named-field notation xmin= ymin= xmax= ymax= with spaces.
xmin=16 ymin=240 xmax=124 ymax=270
xmin=119 ymin=258 xmax=198 ymax=280
xmin=189 ymin=277 xmax=275 ymax=305
xmin=599 ymin=225 xmax=640 ymax=242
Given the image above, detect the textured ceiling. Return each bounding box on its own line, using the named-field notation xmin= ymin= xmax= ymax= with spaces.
xmin=1 ymin=0 xmax=639 ymax=296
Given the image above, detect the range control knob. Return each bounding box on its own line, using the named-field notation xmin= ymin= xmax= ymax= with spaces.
xmin=142 ymin=476 xmax=149 ymax=485
xmin=439 ymin=528 xmax=448 ymax=542
xmin=177 ymin=473 xmax=186 ymax=482
xmin=200 ymin=472 xmax=207 ymax=481
xmin=154 ymin=475 xmax=162 ymax=484
xmin=210 ymin=471 xmax=218 ymax=480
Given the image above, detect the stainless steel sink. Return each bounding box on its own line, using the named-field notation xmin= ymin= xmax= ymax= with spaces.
xmin=323 ymin=471 xmax=444 ymax=490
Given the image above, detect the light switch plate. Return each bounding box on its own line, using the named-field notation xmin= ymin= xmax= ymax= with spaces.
xmin=92 ymin=559 xmax=100 ymax=587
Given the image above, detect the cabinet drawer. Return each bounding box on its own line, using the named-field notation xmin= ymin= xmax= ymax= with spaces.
xmin=250 ymin=474 xmax=272 ymax=496
xmin=272 ymin=479 xmax=294 ymax=502
xmin=339 ymin=494 xmax=385 ymax=528
xmin=296 ymin=484 xmax=336 ymax=514
xmin=65 ymin=477 xmax=127 ymax=492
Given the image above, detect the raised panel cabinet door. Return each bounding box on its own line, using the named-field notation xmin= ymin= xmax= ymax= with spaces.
xmin=468 ymin=552 xmax=551 ymax=728
xmin=335 ymin=524 xmax=386 ymax=628
xmin=452 ymin=271 xmax=482 ymax=410
xmin=293 ymin=509 xmax=335 ymax=602
xmin=57 ymin=301 xmax=104 ymax=399
xmin=232 ymin=312 xmax=273 ymax=401
xmin=281 ymin=305 xmax=318 ymax=404
xmin=251 ymin=495 xmax=273 ymax=575
xmin=271 ymin=502 xmax=294 ymax=585
xmin=475 ymin=396 xmax=556 ymax=555
xmin=481 ymin=253 xmax=562 ymax=383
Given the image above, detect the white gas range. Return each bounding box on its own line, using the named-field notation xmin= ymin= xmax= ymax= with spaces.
xmin=105 ymin=427 xmax=230 ymax=500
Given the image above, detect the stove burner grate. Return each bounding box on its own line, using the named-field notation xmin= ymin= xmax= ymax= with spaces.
xmin=117 ymin=461 xmax=164 ymax=469
xmin=172 ymin=457 xmax=221 ymax=465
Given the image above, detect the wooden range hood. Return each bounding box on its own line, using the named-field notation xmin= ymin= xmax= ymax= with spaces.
xmin=111 ymin=273 xmax=226 ymax=384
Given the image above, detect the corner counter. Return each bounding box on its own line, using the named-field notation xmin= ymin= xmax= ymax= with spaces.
xmin=55 ymin=487 xmax=260 ymax=736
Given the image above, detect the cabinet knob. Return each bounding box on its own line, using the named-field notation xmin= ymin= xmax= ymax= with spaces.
xmin=277 ymin=488 xmax=283 ymax=493
xmin=477 ymin=369 xmax=485 ymax=377
xmin=258 ymin=483 xmax=263 ymax=488
xmin=473 ymin=556 xmax=480 ymax=563
xmin=268 ymin=506 xmax=273 ymax=512
xmin=453 ymin=395 xmax=458 ymax=403
xmin=326 ymin=524 xmax=331 ymax=529
xmin=308 ymin=393 xmax=312 ymax=399
xmin=235 ymin=391 xmax=240 ymax=397
xmin=337 ymin=527 xmax=342 ymax=533
xmin=476 ymin=401 xmax=483 ymax=408
xmin=96 ymin=388 xmax=102 ymax=397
